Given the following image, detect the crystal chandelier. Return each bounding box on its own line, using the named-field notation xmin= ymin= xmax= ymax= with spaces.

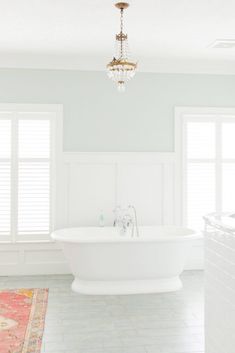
xmin=107 ymin=2 xmax=137 ymax=92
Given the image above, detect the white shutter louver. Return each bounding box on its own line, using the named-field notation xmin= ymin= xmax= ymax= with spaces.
xmin=18 ymin=162 xmax=50 ymax=235
xmin=222 ymin=122 xmax=235 ymax=212
xmin=222 ymin=122 xmax=235 ymax=159
xmin=186 ymin=122 xmax=215 ymax=159
xmin=0 ymin=162 xmax=11 ymax=237
xmin=222 ymin=163 xmax=235 ymax=212
xmin=0 ymin=119 xmax=11 ymax=239
xmin=18 ymin=119 xmax=51 ymax=236
xmin=18 ymin=119 xmax=50 ymax=158
xmin=187 ymin=163 xmax=216 ymax=230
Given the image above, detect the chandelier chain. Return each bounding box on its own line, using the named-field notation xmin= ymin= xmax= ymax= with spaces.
xmin=120 ymin=8 xmax=124 ymax=58
xmin=120 ymin=8 xmax=124 ymax=33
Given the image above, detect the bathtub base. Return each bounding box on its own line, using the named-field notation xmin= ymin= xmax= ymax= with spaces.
xmin=71 ymin=276 xmax=182 ymax=295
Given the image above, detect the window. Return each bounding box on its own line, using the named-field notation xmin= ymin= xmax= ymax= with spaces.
xmin=0 ymin=104 xmax=62 ymax=242
xmin=176 ymin=107 xmax=235 ymax=231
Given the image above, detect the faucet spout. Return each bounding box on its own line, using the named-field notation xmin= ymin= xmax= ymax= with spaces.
xmin=128 ymin=205 xmax=140 ymax=237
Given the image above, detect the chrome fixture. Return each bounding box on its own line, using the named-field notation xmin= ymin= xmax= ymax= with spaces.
xmin=128 ymin=205 xmax=140 ymax=237
xmin=113 ymin=205 xmax=139 ymax=237
xmin=107 ymin=2 xmax=137 ymax=92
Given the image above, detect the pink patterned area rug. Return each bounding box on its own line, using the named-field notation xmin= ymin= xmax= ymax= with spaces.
xmin=0 ymin=288 xmax=48 ymax=353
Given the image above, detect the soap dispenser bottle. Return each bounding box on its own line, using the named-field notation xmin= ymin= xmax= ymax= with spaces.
xmin=99 ymin=210 xmax=105 ymax=227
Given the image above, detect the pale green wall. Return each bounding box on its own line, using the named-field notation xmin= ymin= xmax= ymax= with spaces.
xmin=0 ymin=69 xmax=235 ymax=151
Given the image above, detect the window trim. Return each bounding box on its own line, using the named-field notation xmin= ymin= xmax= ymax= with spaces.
xmin=175 ymin=106 xmax=235 ymax=228
xmin=0 ymin=103 xmax=63 ymax=243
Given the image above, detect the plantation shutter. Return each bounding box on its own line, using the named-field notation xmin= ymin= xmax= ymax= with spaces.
xmin=0 ymin=117 xmax=11 ymax=240
xmin=18 ymin=118 xmax=51 ymax=236
xmin=0 ymin=106 xmax=56 ymax=242
xmin=183 ymin=115 xmax=235 ymax=231
xmin=185 ymin=120 xmax=216 ymax=230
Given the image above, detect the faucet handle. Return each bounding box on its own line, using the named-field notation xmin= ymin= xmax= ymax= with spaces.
xmin=122 ymin=214 xmax=133 ymax=226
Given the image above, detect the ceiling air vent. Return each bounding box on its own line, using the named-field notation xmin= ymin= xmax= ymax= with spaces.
xmin=209 ymin=39 xmax=235 ymax=49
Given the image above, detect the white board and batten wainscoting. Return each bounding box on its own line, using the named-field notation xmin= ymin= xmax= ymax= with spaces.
xmin=0 ymin=104 xmax=203 ymax=276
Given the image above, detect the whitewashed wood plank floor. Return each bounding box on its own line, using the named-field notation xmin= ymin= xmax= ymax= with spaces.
xmin=0 ymin=270 xmax=204 ymax=353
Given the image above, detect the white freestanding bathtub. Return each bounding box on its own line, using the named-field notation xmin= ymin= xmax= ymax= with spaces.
xmin=51 ymin=226 xmax=200 ymax=295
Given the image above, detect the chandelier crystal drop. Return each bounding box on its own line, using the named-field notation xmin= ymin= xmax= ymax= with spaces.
xmin=107 ymin=2 xmax=137 ymax=92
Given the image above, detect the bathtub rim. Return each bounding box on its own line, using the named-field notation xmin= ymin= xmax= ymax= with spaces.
xmin=51 ymin=225 xmax=202 ymax=244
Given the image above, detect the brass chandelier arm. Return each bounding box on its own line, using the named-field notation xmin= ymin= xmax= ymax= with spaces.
xmin=107 ymin=60 xmax=137 ymax=69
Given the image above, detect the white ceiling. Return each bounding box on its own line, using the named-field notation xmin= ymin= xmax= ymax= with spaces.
xmin=1 ymin=0 xmax=235 ymax=73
